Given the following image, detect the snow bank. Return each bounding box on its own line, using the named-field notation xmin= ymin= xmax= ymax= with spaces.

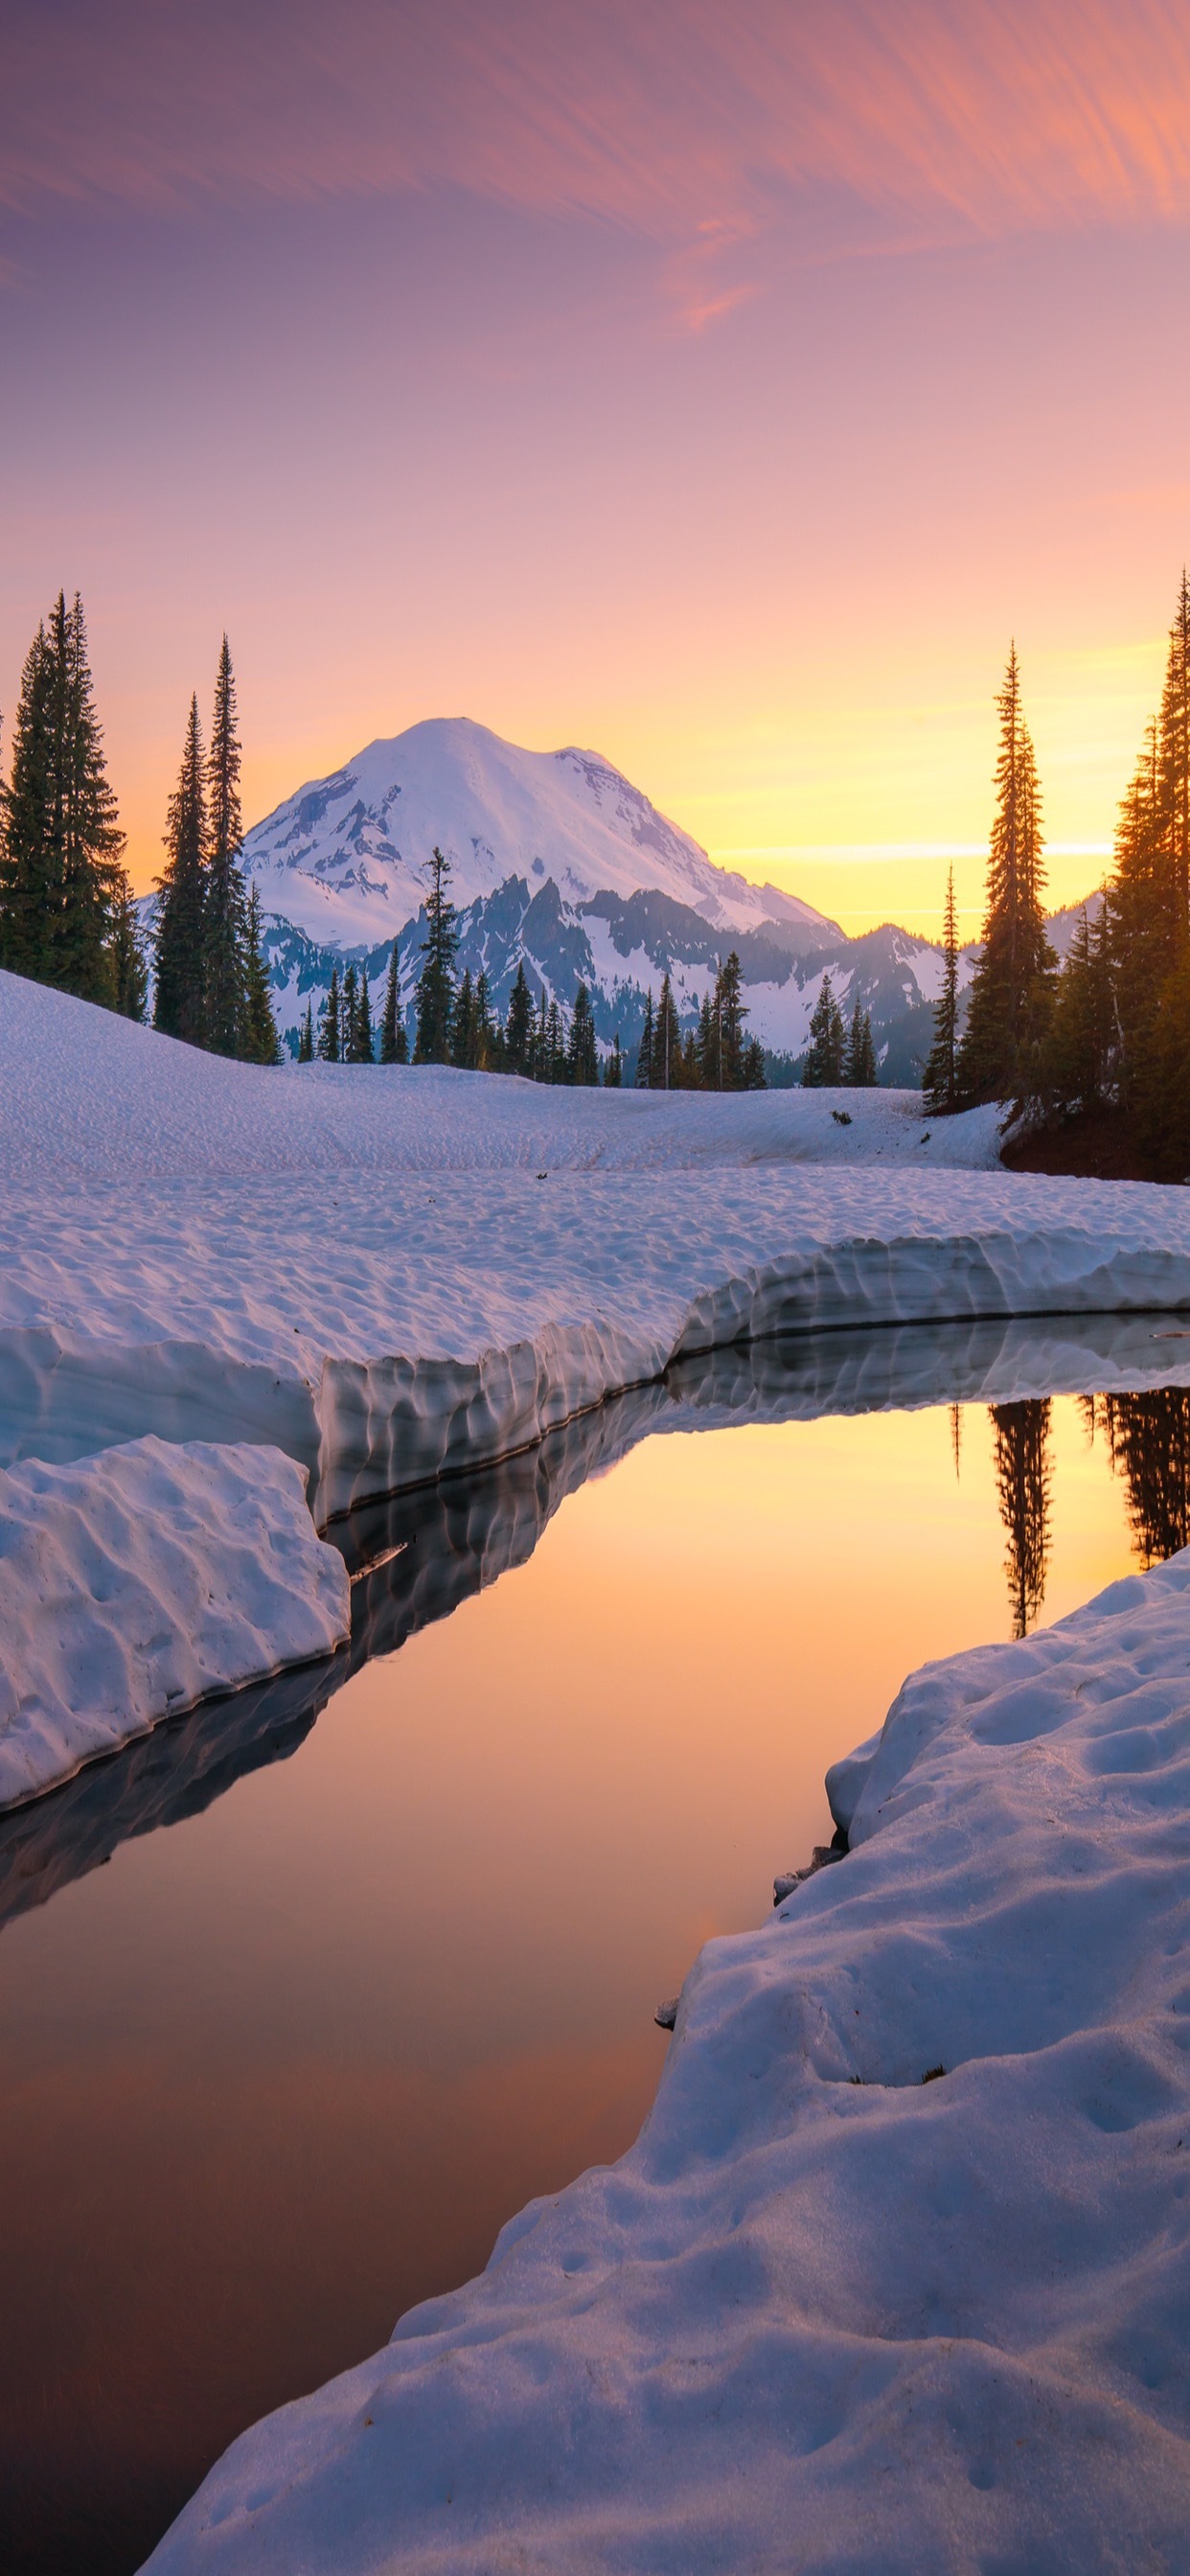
xmin=146 ymin=1550 xmax=1190 ymax=2574
xmin=0 ymin=965 xmax=1001 ymax=1183
xmin=5 ymin=971 xmax=1190 ymax=1520
xmin=0 ymin=1438 xmax=349 ymax=1807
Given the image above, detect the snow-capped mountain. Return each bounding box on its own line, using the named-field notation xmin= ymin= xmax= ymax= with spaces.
xmin=225 ymin=717 xmax=1095 ymax=1081
xmin=240 ymin=718 xmax=829 ymax=947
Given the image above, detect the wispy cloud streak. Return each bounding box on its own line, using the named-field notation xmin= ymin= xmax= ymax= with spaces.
xmin=6 ymin=0 xmax=1190 ymax=254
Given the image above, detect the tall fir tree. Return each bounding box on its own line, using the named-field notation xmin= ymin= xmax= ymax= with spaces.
xmin=0 ymin=623 xmax=56 ymax=980
xmin=355 ymin=964 xmax=375 ymax=1062
xmin=342 ymin=963 xmax=359 ymax=1059
xmin=803 ymin=971 xmax=845 ymax=1086
xmin=0 ymin=594 xmax=124 ymax=1001
xmin=715 ymin=952 xmax=749 ymax=1088
xmin=474 ymin=968 xmax=497 ymax=1069
xmin=204 ymin=636 xmax=250 ymax=1057
xmin=413 ymin=845 xmax=458 ymax=1063
xmin=452 ymin=967 xmax=477 ymax=1068
xmin=242 ymin=886 xmax=281 ymax=1064
xmin=153 ymin=695 xmax=209 ymax=1046
xmin=379 ymin=942 xmax=408 ymax=1063
xmin=635 ymin=990 xmax=654 ymax=1088
xmin=298 ymin=1000 xmax=314 ymax=1063
xmin=317 ymin=963 xmax=341 ymax=1061
xmin=652 ymin=973 xmax=679 ymax=1089
xmin=568 ymin=981 xmax=599 ymax=1085
xmin=604 ymin=1030 xmax=624 ymax=1087
xmin=923 ymin=866 xmax=960 ymax=1112
xmin=957 ymin=649 xmax=1055 ymax=1105
xmin=505 ymin=962 xmax=534 ymax=1073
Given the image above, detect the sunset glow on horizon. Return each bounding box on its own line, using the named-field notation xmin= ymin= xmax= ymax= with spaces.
xmin=5 ymin=0 xmax=1190 ymax=930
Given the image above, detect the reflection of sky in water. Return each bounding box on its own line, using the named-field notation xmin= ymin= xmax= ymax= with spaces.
xmin=2 ymin=1378 xmax=1189 ymax=2572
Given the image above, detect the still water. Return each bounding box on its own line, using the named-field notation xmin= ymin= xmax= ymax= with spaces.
xmin=3 ymin=1329 xmax=1190 ymax=2573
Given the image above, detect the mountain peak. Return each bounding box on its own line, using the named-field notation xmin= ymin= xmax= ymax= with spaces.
xmin=241 ymin=716 xmax=835 ymax=949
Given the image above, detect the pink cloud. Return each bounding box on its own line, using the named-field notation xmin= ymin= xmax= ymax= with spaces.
xmin=5 ymin=2 xmax=1190 ymax=259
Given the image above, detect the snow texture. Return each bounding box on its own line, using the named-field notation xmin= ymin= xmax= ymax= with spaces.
xmin=145 ymin=1546 xmax=1190 ymax=2574
xmin=0 ymin=1437 xmax=349 ymax=1807
xmin=6 ymin=970 xmax=1190 ymax=1523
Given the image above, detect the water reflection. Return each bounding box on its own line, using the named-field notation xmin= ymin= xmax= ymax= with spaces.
xmin=989 ymin=1399 xmax=1053 ymax=1639
xmin=4 ymin=1323 xmax=1190 ymax=2576
xmin=1082 ymin=1387 xmax=1190 ymax=1569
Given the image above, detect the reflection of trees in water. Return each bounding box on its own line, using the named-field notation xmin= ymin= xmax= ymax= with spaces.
xmin=1082 ymin=1388 xmax=1190 ymax=1568
xmin=989 ymin=1399 xmax=1052 ymax=1638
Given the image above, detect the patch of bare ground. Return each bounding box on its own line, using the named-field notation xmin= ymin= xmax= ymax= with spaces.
xmin=1000 ymin=1108 xmax=1162 ymax=1184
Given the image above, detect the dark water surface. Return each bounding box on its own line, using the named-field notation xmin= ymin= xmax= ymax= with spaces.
xmin=4 ymin=1322 xmax=1190 ymax=2573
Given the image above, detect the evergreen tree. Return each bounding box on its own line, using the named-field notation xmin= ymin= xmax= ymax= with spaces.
xmin=108 ymin=870 xmax=148 ymax=1021
xmin=741 ymin=1036 xmax=767 ymax=1089
xmin=154 ymin=695 xmax=208 ymax=1046
xmin=298 ymin=1000 xmax=314 ymax=1062
xmin=544 ymin=995 xmax=566 ymax=1082
xmin=379 ymin=943 xmax=408 ymax=1064
xmin=0 ymin=624 xmax=56 ymax=981
xmin=923 ymin=867 xmax=960 ymax=1112
xmin=957 ymin=649 xmax=1055 ymax=1104
xmin=342 ymin=963 xmax=359 ymax=1059
xmin=203 ymin=635 xmax=250 ymax=1058
xmin=0 ymin=594 xmax=124 ymax=1001
xmin=505 ymin=961 xmax=534 ymax=1073
xmin=568 ymin=980 xmax=599 ymax=1084
xmin=636 ymin=990 xmax=654 ymax=1088
xmin=803 ymin=971 xmax=845 ymax=1086
xmin=355 ymin=965 xmax=375 ymax=1063
xmin=452 ymin=967 xmax=476 ymax=1068
xmin=413 ymin=845 xmax=458 ymax=1063
xmin=604 ymin=1031 xmax=624 ymax=1087
xmin=318 ymin=964 xmax=341 ymax=1061
xmin=843 ymin=1001 xmax=877 ymax=1087
xmin=242 ymin=886 xmax=281 ymax=1064
xmin=474 ymin=969 xmax=496 ymax=1069
xmin=696 ymin=987 xmax=719 ymax=1090
xmin=1042 ymin=898 xmax=1113 ymax=1117
xmin=716 ymin=952 xmax=749 ymax=1088
xmin=652 ymin=973 xmax=679 ymax=1088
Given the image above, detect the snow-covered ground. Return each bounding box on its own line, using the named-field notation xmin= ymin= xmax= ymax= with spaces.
xmin=6 ymin=970 xmax=1190 ymax=1524
xmin=0 ymin=1438 xmax=348 ymax=1806
xmin=145 ymin=1547 xmax=1190 ymax=2573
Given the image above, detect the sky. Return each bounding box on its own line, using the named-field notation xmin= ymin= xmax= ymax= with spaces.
xmin=4 ymin=1 xmax=1190 ymax=933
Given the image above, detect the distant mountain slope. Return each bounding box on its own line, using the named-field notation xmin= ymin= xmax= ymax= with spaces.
xmin=257 ymin=876 xmax=969 ymax=1085
xmin=240 ymin=717 xmax=835 ymax=945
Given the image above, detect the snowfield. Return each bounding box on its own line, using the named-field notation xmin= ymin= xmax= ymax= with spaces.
xmin=0 ymin=1438 xmax=349 ymax=1807
xmin=5 ymin=971 xmax=1190 ymax=1527
xmin=145 ymin=1548 xmax=1190 ymax=2574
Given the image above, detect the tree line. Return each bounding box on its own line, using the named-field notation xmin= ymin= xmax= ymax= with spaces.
xmin=314 ymin=843 xmax=767 ymax=1088
xmin=924 ymin=573 xmax=1190 ymax=1173
xmin=0 ymin=594 xmax=280 ymax=1064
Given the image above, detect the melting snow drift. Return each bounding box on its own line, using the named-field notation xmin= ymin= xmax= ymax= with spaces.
xmin=0 ymin=1438 xmax=349 ymax=1806
xmin=146 ymin=1549 xmax=1190 ymax=2573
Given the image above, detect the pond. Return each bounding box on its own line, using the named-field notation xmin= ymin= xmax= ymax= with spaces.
xmin=3 ymin=1318 xmax=1190 ymax=2573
